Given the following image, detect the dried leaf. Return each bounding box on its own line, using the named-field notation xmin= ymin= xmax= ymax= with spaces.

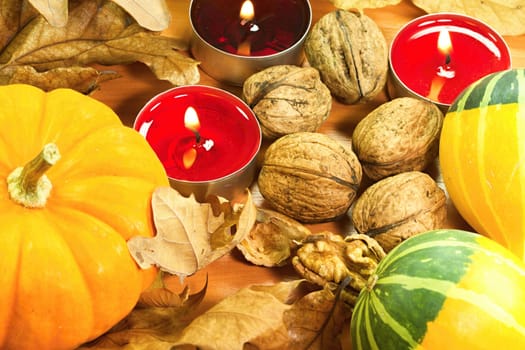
xmin=411 ymin=0 xmax=525 ymax=35
xmin=329 ymin=0 xmax=402 ymax=10
xmin=112 ymin=0 xmax=171 ymax=31
xmin=237 ymin=208 xmax=312 ymax=267
xmin=127 ymin=187 xmax=257 ymax=279
xmin=175 ymin=280 xmax=347 ymax=350
xmin=28 ymin=0 xmax=170 ymax=31
xmin=251 ymin=286 xmax=347 ymax=350
xmin=81 ymin=275 xmax=208 ymax=349
xmin=0 ymin=0 xmax=199 ymax=92
xmin=83 ymin=279 xmax=348 ymax=350
xmin=28 ymin=0 xmax=67 ymax=27
xmin=0 ymin=1 xmax=37 ymax=49
xmin=0 ymin=65 xmax=119 ymax=93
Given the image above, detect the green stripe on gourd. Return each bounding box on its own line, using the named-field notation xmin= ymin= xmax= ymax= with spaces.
xmin=449 ymin=69 xmax=523 ymax=113
xmin=351 ymin=230 xmax=479 ymax=350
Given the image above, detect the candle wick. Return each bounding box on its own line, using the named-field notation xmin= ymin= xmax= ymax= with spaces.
xmin=194 ymin=130 xmax=201 ymax=144
xmin=445 ymin=54 xmax=451 ymax=65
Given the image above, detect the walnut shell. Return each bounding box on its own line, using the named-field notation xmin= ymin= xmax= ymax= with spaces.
xmin=352 ymin=97 xmax=444 ymax=181
xmin=304 ymin=9 xmax=388 ymax=104
xmin=242 ymin=65 xmax=332 ymax=139
xmin=258 ymin=132 xmax=362 ymax=223
xmin=351 ymin=171 xmax=447 ymax=252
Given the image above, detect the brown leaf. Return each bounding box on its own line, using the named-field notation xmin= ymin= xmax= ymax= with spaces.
xmin=173 ymin=280 xmax=347 ymax=350
xmin=330 ymin=0 xmax=402 ymax=10
xmin=28 ymin=0 xmax=170 ymax=31
xmin=80 ymin=274 xmax=208 ymax=349
xmin=173 ymin=280 xmax=306 ymax=349
xmin=0 ymin=1 xmax=37 ymax=49
xmin=127 ymin=187 xmax=257 ymax=279
xmin=28 ymin=0 xmax=67 ymax=27
xmin=0 ymin=65 xmax=120 ymax=93
xmin=412 ymin=0 xmax=525 ymax=36
xmin=0 ymin=0 xmax=199 ymax=91
xmin=112 ymin=0 xmax=171 ymax=31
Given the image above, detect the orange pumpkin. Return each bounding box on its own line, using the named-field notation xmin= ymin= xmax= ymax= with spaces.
xmin=0 ymin=84 xmax=168 ymax=349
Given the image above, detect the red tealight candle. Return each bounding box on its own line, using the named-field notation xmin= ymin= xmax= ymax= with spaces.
xmin=389 ymin=13 xmax=511 ymax=110
xmin=189 ymin=0 xmax=312 ymax=85
xmin=134 ymin=85 xmax=262 ymax=201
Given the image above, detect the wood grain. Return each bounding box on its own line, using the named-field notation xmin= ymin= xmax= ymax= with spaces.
xmin=90 ymin=1 xmax=525 ymax=347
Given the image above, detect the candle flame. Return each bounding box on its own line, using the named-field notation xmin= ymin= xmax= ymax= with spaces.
xmin=240 ymin=0 xmax=254 ymax=22
xmin=437 ymin=29 xmax=452 ymax=56
xmin=184 ymin=106 xmax=200 ymax=132
xmin=182 ymin=148 xmax=197 ymax=169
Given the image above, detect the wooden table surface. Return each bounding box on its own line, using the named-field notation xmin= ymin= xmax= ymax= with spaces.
xmin=90 ymin=0 xmax=525 ymax=347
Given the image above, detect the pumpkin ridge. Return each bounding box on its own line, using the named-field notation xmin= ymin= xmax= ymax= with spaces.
xmin=376 ymin=235 xmax=477 ymax=275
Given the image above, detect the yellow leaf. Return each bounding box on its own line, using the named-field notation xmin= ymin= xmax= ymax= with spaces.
xmin=0 ymin=0 xmax=199 ymax=91
xmin=28 ymin=0 xmax=67 ymax=27
xmin=0 ymin=65 xmax=119 ymax=94
xmin=112 ymin=0 xmax=171 ymax=31
xmin=330 ymin=0 xmax=402 ymax=10
xmin=127 ymin=187 xmax=257 ymax=278
xmin=412 ymin=0 xmax=525 ymax=36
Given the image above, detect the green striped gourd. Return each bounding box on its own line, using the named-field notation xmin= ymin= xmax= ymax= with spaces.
xmin=439 ymin=68 xmax=525 ymax=261
xmin=351 ymin=229 xmax=525 ymax=350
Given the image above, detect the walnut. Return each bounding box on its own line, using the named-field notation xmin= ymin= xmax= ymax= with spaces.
xmin=258 ymin=132 xmax=362 ymax=223
xmin=352 ymin=97 xmax=444 ymax=181
xmin=304 ymin=9 xmax=388 ymax=104
xmin=351 ymin=171 xmax=447 ymax=252
xmin=292 ymin=231 xmax=386 ymax=306
xmin=242 ymin=65 xmax=332 ymax=139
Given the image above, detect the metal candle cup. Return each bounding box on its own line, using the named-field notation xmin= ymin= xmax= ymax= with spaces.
xmin=388 ymin=13 xmax=511 ymax=112
xmin=189 ymin=0 xmax=312 ymax=86
xmin=134 ymin=85 xmax=262 ymax=202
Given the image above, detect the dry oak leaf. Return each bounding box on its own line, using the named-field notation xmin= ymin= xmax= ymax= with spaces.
xmin=79 ymin=273 xmax=208 ymax=349
xmin=173 ymin=280 xmax=347 ymax=350
xmin=330 ymin=0 xmax=401 ymax=10
xmin=0 ymin=0 xmax=199 ymax=92
xmin=127 ymin=187 xmax=257 ymax=278
xmin=29 ymin=0 xmax=171 ymax=31
xmin=412 ymin=0 xmax=525 ymax=36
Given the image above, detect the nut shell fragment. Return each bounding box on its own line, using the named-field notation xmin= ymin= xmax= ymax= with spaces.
xmin=351 ymin=171 xmax=447 ymax=252
xmin=242 ymin=65 xmax=332 ymax=139
xmin=304 ymin=9 xmax=388 ymax=104
xmin=237 ymin=208 xmax=311 ymax=267
xmin=352 ymin=97 xmax=444 ymax=181
xmin=258 ymin=132 xmax=362 ymax=223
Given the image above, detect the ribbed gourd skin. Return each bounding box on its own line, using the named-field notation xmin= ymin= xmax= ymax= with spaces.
xmin=351 ymin=229 xmax=525 ymax=350
xmin=439 ymin=68 xmax=525 ymax=261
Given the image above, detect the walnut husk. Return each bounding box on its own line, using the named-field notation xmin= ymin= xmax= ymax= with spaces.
xmin=258 ymin=132 xmax=362 ymax=223
xmin=237 ymin=208 xmax=311 ymax=267
xmin=242 ymin=65 xmax=332 ymax=139
xmin=292 ymin=231 xmax=386 ymax=306
xmin=351 ymin=171 xmax=447 ymax=252
xmin=304 ymin=9 xmax=388 ymax=104
xmin=352 ymin=97 xmax=444 ymax=181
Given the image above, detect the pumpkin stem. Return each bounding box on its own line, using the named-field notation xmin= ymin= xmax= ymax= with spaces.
xmin=7 ymin=143 xmax=61 ymax=208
